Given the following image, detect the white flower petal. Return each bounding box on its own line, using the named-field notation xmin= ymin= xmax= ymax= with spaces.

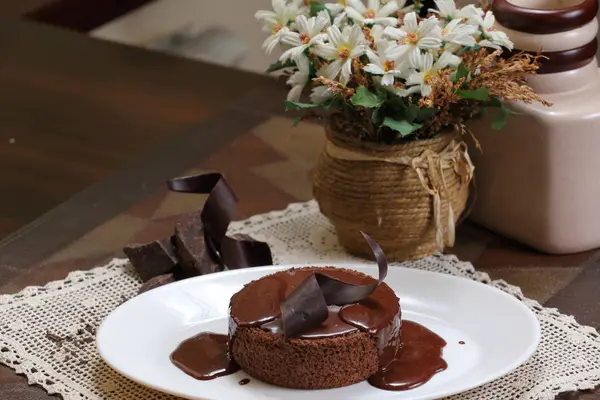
xmin=327 ymin=25 xmax=345 ymax=47
xmin=403 ymin=12 xmax=418 ymax=31
xmin=373 ymin=17 xmax=399 ymax=26
xmin=406 ymin=71 xmax=424 ymax=85
xmin=347 ymin=0 xmax=368 ymax=13
xmin=313 ymin=43 xmax=339 ymax=59
xmin=340 ymin=59 xmax=353 ymax=85
xmin=383 ymin=26 xmax=406 ymax=40
xmin=418 ymin=37 xmax=443 ymax=49
xmin=310 ymin=86 xmax=334 ymax=103
xmin=287 ymin=85 xmax=304 ymax=101
xmin=381 ymin=73 xmax=395 ymax=86
xmin=364 ymin=63 xmax=385 ymax=75
xmin=345 ymin=7 xmax=366 ymax=22
xmin=378 ymin=1 xmax=399 ymax=17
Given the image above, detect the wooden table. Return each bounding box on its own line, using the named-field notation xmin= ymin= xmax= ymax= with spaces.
xmin=0 ymin=20 xmax=598 ymax=400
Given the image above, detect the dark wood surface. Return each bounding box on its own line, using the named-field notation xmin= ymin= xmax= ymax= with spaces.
xmin=0 ymin=20 xmax=276 ymax=241
xmin=0 ymin=19 xmax=598 ymax=400
xmin=25 ymin=0 xmax=155 ymax=31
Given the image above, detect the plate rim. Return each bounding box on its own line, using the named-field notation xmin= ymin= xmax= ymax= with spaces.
xmin=97 ymin=263 xmax=541 ymax=400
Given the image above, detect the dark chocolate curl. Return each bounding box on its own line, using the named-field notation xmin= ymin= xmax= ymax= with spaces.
xmin=138 ymin=273 xmax=176 ymax=294
xmin=281 ymin=274 xmax=328 ymax=338
xmin=167 ymin=173 xmax=273 ymax=270
xmin=280 ymin=232 xmax=388 ymax=338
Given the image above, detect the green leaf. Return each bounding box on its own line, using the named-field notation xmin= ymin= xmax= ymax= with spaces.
xmin=267 ymin=59 xmax=296 ymax=73
xmin=453 ymin=64 xmax=470 ymax=83
xmin=492 ymin=105 xmax=511 ymax=130
xmin=292 ymin=113 xmax=306 ymax=127
xmin=351 ymin=86 xmax=384 ymax=108
xmin=485 ymin=97 xmax=502 ymax=108
xmin=382 ymin=117 xmax=422 ymax=137
xmin=405 ymin=104 xmax=420 ymax=122
xmin=458 ymin=87 xmax=489 ymax=101
xmin=285 ymin=101 xmax=320 ymax=110
xmin=310 ymin=0 xmax=327 ymax=16
xmin=372 ymin=107 xmax=384 ymax=126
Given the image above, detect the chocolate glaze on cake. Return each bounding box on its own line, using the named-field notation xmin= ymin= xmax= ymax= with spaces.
xmin=228 ymin=267 xmax=401 ymax=388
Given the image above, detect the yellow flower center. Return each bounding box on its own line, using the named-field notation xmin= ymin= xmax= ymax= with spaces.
xmin=337 ymin=45 xmax=351 ymax=58
xmin=272 ymin=24 xmax=283 ymax=34
xmin=300 ymin=33 xmax=311 ymax=44
xmin=338 ymin=0 xmax=347 ymax=6
xmin=403 ymin=32 xmax=419 ymax=44
xmin=384 ymin=60 xmax=395 ymax=72
xmin=442 ymin=27 xmax=449 ymax=35
xmin=424 ymin=71 xmax=437 ymax=84
xmin=364 ymin=9 xmax=376 ymax=19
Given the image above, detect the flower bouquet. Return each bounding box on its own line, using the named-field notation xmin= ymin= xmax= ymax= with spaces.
xmin=256 ymin=0 xmax=548 ymax=260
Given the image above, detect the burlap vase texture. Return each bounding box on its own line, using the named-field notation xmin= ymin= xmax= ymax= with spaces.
xmin=313 ymin=124 xmax=474 ymax=261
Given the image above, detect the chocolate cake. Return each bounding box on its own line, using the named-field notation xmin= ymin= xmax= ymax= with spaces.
xmin=228 ymin=267 xmax=401 ymax=389
xmin=170 ymin=232 xmax=448 ymax=391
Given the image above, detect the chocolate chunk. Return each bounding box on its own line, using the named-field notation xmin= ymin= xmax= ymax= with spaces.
xmin=138 ymin=274 xmax=175 ymax=294
xmin=174 ymin=212 xmax=221 ymax=277
xmin=124 ymin=237 xmax=178 ymax=282
xmin=222 ymin=234 xmax=273 ymax=270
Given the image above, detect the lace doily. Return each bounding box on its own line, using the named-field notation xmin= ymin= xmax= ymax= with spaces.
xmin=1 ymin=201 xmax=599 ymax=400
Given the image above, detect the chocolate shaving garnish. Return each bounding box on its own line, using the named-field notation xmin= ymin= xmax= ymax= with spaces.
xmin=123 ymin=238 xmax=178 ymax=282
xmin=281 ymin=232 xmax=388 ymax=338
xmin=138 ymin=274 xmax=175 ymax=294
xmin=123 ymin=172 xmax=273 ymax=294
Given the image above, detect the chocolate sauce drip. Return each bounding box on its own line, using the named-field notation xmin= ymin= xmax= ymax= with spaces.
xmin=170 ymin=333 xmax=239 ymax=380
xmin=368 ymin=321 xmax=447 ymax=391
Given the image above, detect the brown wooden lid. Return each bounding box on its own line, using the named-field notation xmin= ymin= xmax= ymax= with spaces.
xmin=493 ymin=0 xmax=598 ymax=34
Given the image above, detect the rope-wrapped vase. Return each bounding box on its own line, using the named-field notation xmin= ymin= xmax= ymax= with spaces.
xmin=313 ymin=124 xmax=474 ymax=261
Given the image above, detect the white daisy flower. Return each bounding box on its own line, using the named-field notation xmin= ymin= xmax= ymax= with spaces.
xmin=405 ymin=50 xmax=461 ymax=96
xmin=345 ymin=0 xmax=402 ymax=26
xmin=441 ymin=18 xmax=477 ymax=47
xmin=474 ymin=11 xmax=514 ymax=50
xmin=313 ymin=25 xmax=367 ymax=84
xmin=363 ymin=41 xmax=406 ymax=86
xmin=286 ymin=56 xmax=311 ymax=101
xmin=383 ymin=13 xmax=443 ymax=62
xmin=280 ymin=12 xmax=329 ymax=62
xmin=255 ymin=0 xmax=299 ymax=54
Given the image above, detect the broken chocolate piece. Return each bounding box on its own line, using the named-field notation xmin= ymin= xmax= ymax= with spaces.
xmin=173 ymin=211 xmax=222 ymax=276
xmin=222 ymin=234 xmax=273 ymax=270
xmin=138 ymin=274 xmax=176 ymax=294
xmin=280 ymin=232 xmax=389 ymax=338
xmin=124 ymin=237 xmax=178 ymax=282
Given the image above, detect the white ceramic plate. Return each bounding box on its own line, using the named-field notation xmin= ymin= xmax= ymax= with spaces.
xmin=97 ymin=264 xmax=540 ymax=400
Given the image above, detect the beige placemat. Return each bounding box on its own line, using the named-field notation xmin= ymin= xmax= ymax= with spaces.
xmin=1 ymin=201 xmax=599 ymax=399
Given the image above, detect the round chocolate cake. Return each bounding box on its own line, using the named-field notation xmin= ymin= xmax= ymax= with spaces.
xmin=228 ymin=267 xmax=401 ymax=389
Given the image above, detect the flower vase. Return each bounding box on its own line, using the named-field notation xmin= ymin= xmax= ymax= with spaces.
xmin=313 ymin=124 xmax=474 ymax=261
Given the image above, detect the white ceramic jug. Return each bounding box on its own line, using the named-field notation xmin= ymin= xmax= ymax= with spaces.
xmin=469 ymin=0 xmax=600 ymax=253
